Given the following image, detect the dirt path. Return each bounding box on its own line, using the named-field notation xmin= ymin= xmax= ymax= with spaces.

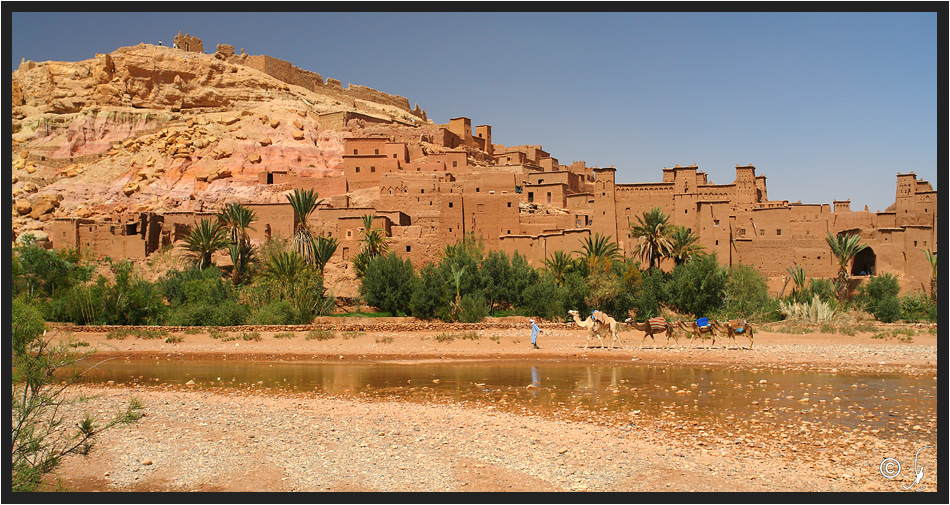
xmin=42 ymin=322 xmax=938 ymax=493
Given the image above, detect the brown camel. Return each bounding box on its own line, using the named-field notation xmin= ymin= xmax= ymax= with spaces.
xmin=568 ymin=310 xmax=620 ymax=349
xmin=710 ymin=319 xmax=754 ymax=349
xmin=624 ymin=317 xmax=677 ymax=348
xmin=676 ymin=320 xmax=718 ymax=348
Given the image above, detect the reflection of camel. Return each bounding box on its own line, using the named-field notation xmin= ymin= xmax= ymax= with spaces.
xmin=711 ymin=320 xmax=754 ymax=349
xmin=624 ymin=317 xmax=676 ymax=348
xmin=568 ymin=310 xmax=620 ymax=349
xmin=676 ymin=320 xmax=718 ymax=348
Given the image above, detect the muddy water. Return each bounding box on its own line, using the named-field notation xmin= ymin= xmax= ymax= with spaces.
xmin=74 ymin=358 xmax=937 ymax=446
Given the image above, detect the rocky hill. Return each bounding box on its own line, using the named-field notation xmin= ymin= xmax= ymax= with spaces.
xmin=11 ymin=41 xmax=429 ymax=243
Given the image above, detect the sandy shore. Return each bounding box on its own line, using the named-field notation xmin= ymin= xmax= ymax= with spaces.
xmin=40 ymin=321 xmax=938 ymax=493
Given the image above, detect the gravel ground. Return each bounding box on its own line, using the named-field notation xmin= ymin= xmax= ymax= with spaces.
xmin=39 ymin=323 xmax=939 ymax=494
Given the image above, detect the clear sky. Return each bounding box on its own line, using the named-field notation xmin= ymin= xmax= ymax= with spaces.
xmin=9 ymin=9 xmax=939 ymax=213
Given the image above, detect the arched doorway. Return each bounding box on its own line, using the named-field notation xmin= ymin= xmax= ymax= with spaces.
xmin=852 ymin=247 xmax=876 ymax=276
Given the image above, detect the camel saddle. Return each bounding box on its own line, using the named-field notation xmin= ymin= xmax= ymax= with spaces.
xmin=591 ymin=310 xmax=608 ymax=324
xmin=696 ymin=317 xmax=710 ymax=328
xmin=647 ymin=317 xmax=668 ymax=331
xmin=728 ymin=319 xmax=746 ymax=333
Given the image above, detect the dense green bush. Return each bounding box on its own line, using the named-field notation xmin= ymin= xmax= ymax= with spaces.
xmin=247 ymin=300 xmax=301 ymax=325
xmin=900 ymin=292 xmax=934 ymax=322
xmin=668 ymin=253 xmax=727 ymax=317
xmin=806 ymin=278 xmax=836 ymax=305
xmin=167 ymin=299 xmax=249 ymax=326
xmin=857 ymin=273 xmax=902 ymax=321
xmin=409 ymin=264 xmax=448 ymax=319
xmin=360 ymin=252 xmax=416 ymax=316
xmin=12 ymin=237 xmax=92 ymax=299
xmin=722 ymin=264 xmax=770 ymax=319
xmin=459 ymin=291 xmax=489 ymax=323
xmin=519 ymin=275 xmax=565 ymax=320
xmin=874 ymin=296 xmax=903 ymax=323
xmin=628 ymin=269 xmax=666 ymax=319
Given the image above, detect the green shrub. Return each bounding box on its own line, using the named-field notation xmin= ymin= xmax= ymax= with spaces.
xmin=857 ymin=273 xmax=901 ymax=320
xmin=248 ymin=300 xmax=302 ymax=325
xmin=273 ymin=332 xmax=296 ymax=339
xmin=360 ymin=252 xmax=416 ymax=316
xmin=164 ymin=335 xmax=184 ymax=344
xmin=409 ymin=264 xmax=447 ymax=319
xmin=722 ymin=264 xmax=770 ymax=320
xmin=668 ymin=254 xmax=727 ymax=317
xmin=519 ymin=275 xmax=564 ymax=320
xmin=900 ymin=292 xmax=934 ymax=322
xmin=167 ymin=300 xmax=248 ymax=326
xmin=874 ymin=296 xmax=902 ymax=323
xmin=459 ymin=291 xmax=489 ymax=323
xmin=806 ymin=278 xmax=836 ymax=305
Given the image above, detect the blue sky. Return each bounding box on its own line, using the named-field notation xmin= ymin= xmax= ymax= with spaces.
xmin=9 ymin=10 xmax=939 ymax=213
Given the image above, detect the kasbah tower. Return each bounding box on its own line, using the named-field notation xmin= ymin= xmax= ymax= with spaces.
xmin=37 ymin=35 xmax=937 ymax=299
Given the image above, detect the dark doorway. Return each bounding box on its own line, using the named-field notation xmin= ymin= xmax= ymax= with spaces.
xmin=852 ymin=247 xmax=876 ymax=276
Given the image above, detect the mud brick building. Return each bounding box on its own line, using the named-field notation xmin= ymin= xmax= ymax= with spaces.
xmin=51 ymin=115 xmax=937 ymax=297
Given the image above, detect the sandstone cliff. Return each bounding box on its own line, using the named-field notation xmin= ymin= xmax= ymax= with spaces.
xmin=11 ymin=42 xmax=427 ymax=240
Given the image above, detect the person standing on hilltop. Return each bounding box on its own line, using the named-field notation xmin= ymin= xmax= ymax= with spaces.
xmin=530 ymin=319 xmax=542 ymax=349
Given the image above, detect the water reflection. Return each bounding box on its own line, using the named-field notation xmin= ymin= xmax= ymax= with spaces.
xmin=73 ymin=358 xmax=936 ymax=443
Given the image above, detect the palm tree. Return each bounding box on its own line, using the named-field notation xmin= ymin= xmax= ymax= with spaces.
xmin=450 ymin=264 xmax=466 ymax=319
xmin=576 ymin=233 xmax=621 ymax=274
xmin=313 ymin=235 xmax=339 ymax=276
xmin=353 ymin=214 xmax=388 ymax=278
xmin=784 ymin=264 xmax=807 ymax=300
xmin=359 ymin=214 xmax=388 ymax=257
xmin=218 ymin=203 xmax=257 ymax=284
xmin=825 ymin=232 xmax=868 ymax=303
xmin=286 ymin=188 xmax=324 ymax=264
xmin=924 ymin=249 xmax=937 ymax=305
xmin=542 ymin=250 xmax=575 ymax=286
xmin=182 ymin=218 xmax=229 ymax=270
xmin=629 ymin=208 xmax=674 ymax=271
xmin=668 ymin=226 xmax=705 ymax=266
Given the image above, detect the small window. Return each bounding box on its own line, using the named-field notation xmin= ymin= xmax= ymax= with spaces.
xmin=355 ymin=167 xmax=360 ymax=173
xmin=776 ymin=229 xmax=782 ymax=236
xmin=421 ymin=189 xmax=425 ymax=194
xmin=715 ymin=240 xmax=719 ymax=246
xmin=374 ymin=149 xmax=379 ymax=154
xmin=714 ymin=219 xmax=719 ymax=227
xmin=760 ymin=229 xmax=765 ymax=236
xmin=914 ymin=240 xmax=918 ymax=247
xmin=371 ymin=166 xmax=375 ymax=172
xmin=476 ymin=188 xmax=480 ymax=192
xmin=507 ymin=202 xmax=512 ymax=208
xmin=452 ymin=161 xmax=457 ymax=168
xmin=353 ymin=149 xmax=358 ymax=155
xmin=448 ymin=202 xmax=453 ymax=208
xmin=406 ymin=245 xmax=411 ymax=253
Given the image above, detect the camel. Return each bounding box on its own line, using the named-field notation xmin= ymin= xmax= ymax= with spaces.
xmin=710 ymin=319 xmax=754 ymax=349
xmin=567 ymin=310 xmax=621 ymax=349
xmin=676 ymin=319 xmax=718 ymax=348
xmin=624 ymin=317 xmax=677 ymax=348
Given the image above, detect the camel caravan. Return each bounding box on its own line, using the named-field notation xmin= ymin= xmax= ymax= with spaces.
xmin=567 ymin=310 xmax=754 ymax=350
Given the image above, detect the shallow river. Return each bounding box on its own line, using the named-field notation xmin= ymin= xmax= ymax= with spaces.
xmin=75 ymin=358 xmax=937 ymax=445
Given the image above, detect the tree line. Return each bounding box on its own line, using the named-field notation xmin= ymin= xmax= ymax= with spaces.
xmin=12 ymin=193 xmax=937 ymax=326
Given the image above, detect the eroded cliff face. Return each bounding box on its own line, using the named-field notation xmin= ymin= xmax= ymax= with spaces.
xmin=10 ymin=43 xmax=403 ymax=241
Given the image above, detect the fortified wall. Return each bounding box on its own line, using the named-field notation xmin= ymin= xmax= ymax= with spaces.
xmin=42 ymin=33 xmax=936 ymax=301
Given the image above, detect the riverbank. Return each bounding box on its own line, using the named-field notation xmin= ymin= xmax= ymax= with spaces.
xmin=41 ymin=321 xmax=939 ymax=493
xmin=49 ymin=320 xmax=938 ymax=375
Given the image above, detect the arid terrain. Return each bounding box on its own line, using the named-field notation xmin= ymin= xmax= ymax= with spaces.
xmin=42 ymin=321 xmax=939 ymax=493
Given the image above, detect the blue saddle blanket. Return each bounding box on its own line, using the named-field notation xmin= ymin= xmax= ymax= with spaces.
xmin=733 ymin=326 xmax=745 ymax=333
xmin=696 ymin=317 xmax=709 ymax=328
